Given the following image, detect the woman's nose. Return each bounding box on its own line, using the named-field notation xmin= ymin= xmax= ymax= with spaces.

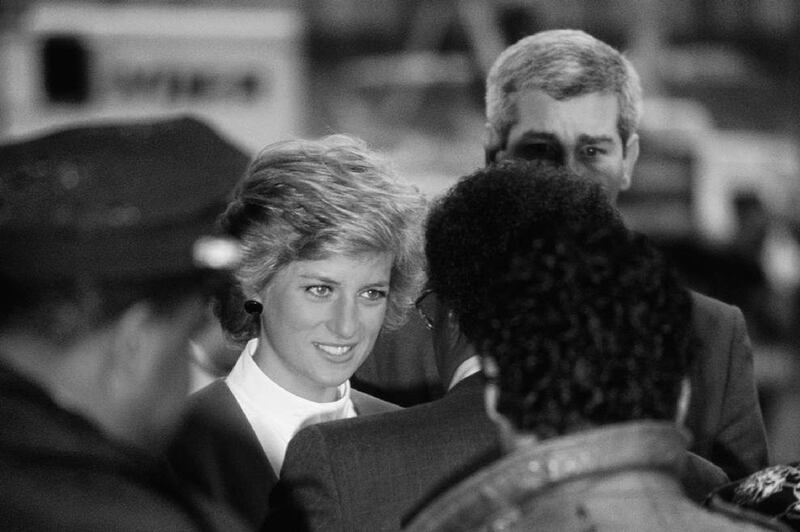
xmin=327 ymin=296 xmax=358 ymax=338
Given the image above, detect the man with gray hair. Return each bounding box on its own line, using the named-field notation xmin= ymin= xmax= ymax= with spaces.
xmin=483 ymin=28 xmax=767 ymax=482
xmin=484 ymin=29 xmax=641 ymax=202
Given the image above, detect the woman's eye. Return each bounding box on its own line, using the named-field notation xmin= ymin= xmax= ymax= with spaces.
xmin=306 ymin=285 xmax=332 ymax=297
xmin=360 ymin=288 xmax=388 ymax=301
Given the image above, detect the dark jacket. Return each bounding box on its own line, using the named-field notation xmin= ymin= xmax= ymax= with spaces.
xmin=271 ymin=373 xmax=501 ymax=532
xmin=0 ymin=361 xmax=248 ymax=532
xmin=686 ymin=292 xmax=769 ymax=480
xmin=167 ymin=378 xmax=397 ymax=530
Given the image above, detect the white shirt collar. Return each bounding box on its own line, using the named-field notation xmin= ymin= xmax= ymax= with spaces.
xmin=225 ymin=339 xmax=357 ymax=475
xmin=448 ymin=355 xmax=482 ymax=390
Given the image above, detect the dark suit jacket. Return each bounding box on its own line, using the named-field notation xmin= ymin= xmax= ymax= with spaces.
xmin=274 ymin=292 xmax=768 ymax=531
xmin=686 ymin=291 xmax=769 ymax=480
xmin=167 ymin=379 xmax=397 ymax=531
xmin=271 ymin=373 xmax=500 ymax=532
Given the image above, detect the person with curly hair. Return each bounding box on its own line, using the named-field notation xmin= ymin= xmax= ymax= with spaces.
xmin=166 ymin=134 xmax=426 ymax=530
xmin=407 ymin=160 xmax=780 ymax=532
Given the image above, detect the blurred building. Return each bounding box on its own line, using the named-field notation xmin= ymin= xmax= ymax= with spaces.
xmin=2 ymin=0 xmax=800 ymax=461
xmin=0 ymin=1 xmax=307 ymax=153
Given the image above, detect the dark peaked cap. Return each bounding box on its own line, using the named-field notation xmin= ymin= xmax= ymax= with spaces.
xmin=0 ymin=116 xmax=250 ymax=282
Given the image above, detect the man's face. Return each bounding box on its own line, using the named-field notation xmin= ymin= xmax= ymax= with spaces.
xmin=491 ymin=90 xmax=639 ymax=204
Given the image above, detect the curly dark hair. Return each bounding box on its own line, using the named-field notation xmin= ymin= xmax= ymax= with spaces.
xmin=425 ymin=160 xmax=693 ymax=438
xmin=426 ymin=160 xmax=621 ymax=336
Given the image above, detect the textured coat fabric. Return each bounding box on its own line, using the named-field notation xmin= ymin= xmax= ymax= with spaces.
xmin=167 ymin=379 xmax=397 ymax=531
xmin=0 ymin=361 xmax=249 ymax=532
xmin=270 ymin=374 xmax=502 ymax=532
xmin=705 ymin=462 xmax=800 ymax=531
xmin=405 ymin=422 xmax=785 ymax=532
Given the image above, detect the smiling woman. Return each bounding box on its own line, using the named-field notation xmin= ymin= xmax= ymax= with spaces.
xmin=255 ymin=253 xmax=393 ymax=403
xmin=166 ymin=134 xmax=426 ymax=530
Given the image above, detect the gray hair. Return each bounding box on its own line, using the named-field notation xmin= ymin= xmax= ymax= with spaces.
xmin=486 ymin=29 xmax=643 ymax=150
xmin=217 ymin=134 xmax=426 ymax=344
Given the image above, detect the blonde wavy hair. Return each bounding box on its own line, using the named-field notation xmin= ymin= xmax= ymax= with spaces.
xmin=216 ymin=134 xmax=426 ymax=345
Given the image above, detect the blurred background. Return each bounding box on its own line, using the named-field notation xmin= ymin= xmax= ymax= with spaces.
xmin=1 ymin=0 xmax=800 ymax=464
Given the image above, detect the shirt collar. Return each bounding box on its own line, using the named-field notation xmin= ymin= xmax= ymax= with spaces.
xmin=448 ymin=355 xmax=482 ymax=390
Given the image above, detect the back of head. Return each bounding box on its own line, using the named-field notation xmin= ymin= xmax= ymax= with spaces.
xmin=426 ymin=160 xmax=692 ymax=439
xmin=485 ymin=29 xmax=643 ymax=148
xmin=480 ymin=218 xmax=692 ymax=440
xmin=0 ymin=116 xmax=249 ymax=341
xmin=216 ymin=134 xmax=426 ymax=345
xmin=426 ymin=159 xmax=621 ymax=337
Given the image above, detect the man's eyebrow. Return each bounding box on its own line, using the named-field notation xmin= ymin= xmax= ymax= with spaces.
xmin=577 ymin=133 xmax=616 ymax=145
xmin=515 ymin=131 xmax=560 ymax=143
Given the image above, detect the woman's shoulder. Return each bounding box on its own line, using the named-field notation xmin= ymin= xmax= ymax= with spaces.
xmin=185 ymin=379 xmax=237 ymax=416
xmin=175 ymin=380 xmax=255 ymax=443
xmin=351 ymin=388 xmax=402 ymax=416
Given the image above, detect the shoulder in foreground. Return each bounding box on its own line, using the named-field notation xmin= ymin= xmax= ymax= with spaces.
xmin=690 ymin=289 xmax=740 ymax=316
xmin=351 ymin=388 xmax=402 ymax=416
xmin=173 ymin=379 xmax=246 ymax=438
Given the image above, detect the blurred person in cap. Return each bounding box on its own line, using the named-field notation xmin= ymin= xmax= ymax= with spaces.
xmin=0 ymin=116 xmax=253 ymax=531
xmin=167 ymin=134 xmax=426 ymax=531
xmin=406 ymin=160 xmax=782 ymax=532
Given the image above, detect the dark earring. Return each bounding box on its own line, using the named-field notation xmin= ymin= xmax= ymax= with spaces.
xmin=244 ymin=300 xmax=263 ymax=315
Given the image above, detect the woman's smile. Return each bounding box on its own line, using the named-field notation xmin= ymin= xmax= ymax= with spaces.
xmin=313 ymin=342 xmax=356 ymax=357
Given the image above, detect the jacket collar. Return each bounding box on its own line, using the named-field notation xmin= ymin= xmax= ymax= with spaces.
xmin=409 ymin=421 xmax=690 ymax=530
xmin=447 ymin=371 xmax=485 ymax=395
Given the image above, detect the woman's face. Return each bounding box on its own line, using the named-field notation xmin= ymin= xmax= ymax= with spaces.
xmin=253 ymin=252 xmax=393 ymax=402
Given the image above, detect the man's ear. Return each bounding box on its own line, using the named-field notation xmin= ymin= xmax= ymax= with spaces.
xmin=434 ymin=308 xmax=474 ymax=390
xmin=675 ymin=376 xmax=691 ymax=427
xmin=111 ymin=302 xmax=161 ymax=387
xmin=621 ymin=132 xmax=640 ymax=191
xmin=112 ymin=299 xmax=206 ymax=380
xmin=482 ymin=356 xmax=500 ymax=418
xmin=482 ymin=356 xmax=524 ymax=450
xmin=483 ymin=123 xmax=503 ymax=165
